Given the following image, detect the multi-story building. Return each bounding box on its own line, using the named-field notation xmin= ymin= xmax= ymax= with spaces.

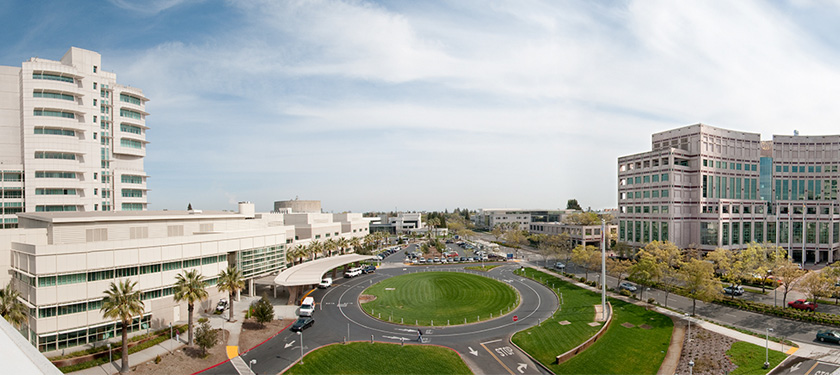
xmin=473 ymin=209 xmax=574 ymax=230
xmin=528 ymin=222 xmax=617 ymax=248
xmin=369 ymin=212 xmax=423 ymax=234
xmin=617 ymin=124 xmax=840 ymax=264
xmin=0 ymin=47 xmax=149 ymax=228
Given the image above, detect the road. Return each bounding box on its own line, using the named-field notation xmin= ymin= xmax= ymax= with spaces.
xmin=204 ymin=243 xmax=557 ymax=375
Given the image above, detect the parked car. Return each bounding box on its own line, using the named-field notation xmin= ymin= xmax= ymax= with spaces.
xmin=723 ymin=286 xmax=744 ymax=296
xmin=619 ymin=282 xmax=637 ymax=292
xmin=318 ymin=278 xmax=332 ymax=288
xmin=817 ymin=330 xmax=840 ymax=343
xmin=554 ymin=262 xmax=566 ymax=271
xmin=363 ymin=265 xmax=376 ymax=274
xmin=215 ymin=298 xmax=228 ymax=312
xmin=290 ymin=317 xmax=314 ymax=332
xmin=788 ymin=299 xmax=817 ymax=311
xmin=344 ymin=267 xmax=362 ymax=278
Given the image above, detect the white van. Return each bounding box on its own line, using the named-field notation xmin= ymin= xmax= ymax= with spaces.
xmin=299 ymin=296 xmax=315 ymax=316
xmin=318 ymin=277 xmax=333 ymax=288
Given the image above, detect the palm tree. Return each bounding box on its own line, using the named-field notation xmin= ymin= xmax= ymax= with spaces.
xmin=0 ymin=282 xmax=26 ymax=328
xmin=336 ymin=237 xmax=349 ymax=255
xmin=101 ymin=280 xmax=144 ymax=374
xmin=307 ymin=241 xmax=321 ymax=261
xmin=349 ymin=237 xmax=362 ymax=254
xmin=174 ymin=270 xmax=208 ymax=346
xmin=291 ymin=244 xmax=306 ymax=265
xmin=217 ymin=266 xmax=245 ymax=322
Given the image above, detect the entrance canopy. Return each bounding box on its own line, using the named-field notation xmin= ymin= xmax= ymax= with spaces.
xmin=274 ymin=254 xmax=377 ymax=287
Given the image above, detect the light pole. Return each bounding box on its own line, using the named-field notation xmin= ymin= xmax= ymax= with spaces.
xmin=685 ymin=313 xmax=691 ymax=342
xmin=297 ymin=330 xmax=304 ymax=364
xmin=688 ymin=360 xmax=694 ymax=375
xmin=107 ymin=343 xmax=112 ymax=367
xmin=764 ymin=327 xmax=774 ymax=369
xmin=600 ymin=219 xmax=607 ymax=321
xmin=249 ymin=359 xmax=256 ymax=372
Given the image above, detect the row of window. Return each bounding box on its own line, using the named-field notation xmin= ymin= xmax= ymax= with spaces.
xmin=120 ymin=124 xmax=142 ymax=135
xmin=34 ymin=205 xmax=77 ymax=212
xmin=34 ymin=151 xmax=75 ymax=160
xmin=36 ymin=255 xmax=227 ymax=288
xmin=122 ymin=203 xmax=143 ymax=211
xmin=32 ymin=72 xmax=74 ymax=83
xmin=701 ymin=176 xmax=759 ymax=200
xmin=121 ymin=175 xmax=142 ymax=184
xmin=119 ymin=93 xmax=143 ymax=106
xmin=34 ymin=109 xmax=75 ymax=119
xmin=621 ymin=190 xmax=670 ymax=200
xmin=121 ymin=189 xmax=143 ymax=198
xmin=618 ymin=220 xmax=670 ymax=244
xmin=774 ymin=179 xmax=839 ymax=201
xmin=702 ymin=159 xmax=759 ymax=171
xmin=120 ymin=138 xmax=142 ymax=149
xmin=36 ymin=315 xmax=150 ymax=353
xmin=1 ymin=172 xmax=22 ymax=181
xmin=34 ymin=127 xmax=75 ymax=136
xmin=35 ymin=188 xmax=76 ymax=196
xmin=775 ymin=165 xmax=839 ymax=174
xmin=119 ymin=109 xmax=142 ymax=120
xmin=699 ymin=221 xmax=840 ymax=246
xmin=623 ymin=173 xmax=670 ymax=185
xmin=33 ymin=91 xmax=75 ymax=101
xmin=35 ymin=171 xmax=75 ymax=179
xmin=621 ymin=205 xmax=670 ymax=214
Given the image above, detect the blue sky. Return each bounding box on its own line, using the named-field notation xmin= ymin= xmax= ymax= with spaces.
xmin=3 ymin=0 xmax=840 ymax=213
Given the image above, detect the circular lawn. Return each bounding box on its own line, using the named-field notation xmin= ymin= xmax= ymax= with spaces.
xmin=360 ymin=271 xmax=518 ymax=326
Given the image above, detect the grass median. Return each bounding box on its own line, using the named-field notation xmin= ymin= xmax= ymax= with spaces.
xmin=284 ymin=342 xmax=472 ymax=375
xmin=513 ymin=268 xmax=672 ymax=375
xmin=360 ymin=271 xmax=518 ymax=326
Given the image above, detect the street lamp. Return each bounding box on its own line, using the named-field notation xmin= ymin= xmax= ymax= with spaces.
xmin=688 ymin=360 xmax=694 ymax=375
xmin=764 ymin=327 xmax=774 ymax=369
xmin=107 ymin=343 xmax=112 ymax=367
xmin=685 ymin=313 xmax=691 ymax=342
xmin=249 ymin=359 xmax=256 ymax=372
xmin=297 ymin=330 xmax=304 ymax=364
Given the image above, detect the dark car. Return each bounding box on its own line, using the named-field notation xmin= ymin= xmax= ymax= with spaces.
xmin=788 ymin=299 xmax=817 ymax=311
xmin=362 ymin=265 xmax=376 ymax=274
xmin=290 ymin=317 xmax=314 ymax=332
xmin=817 ymin=330 xmax=840 ymax=343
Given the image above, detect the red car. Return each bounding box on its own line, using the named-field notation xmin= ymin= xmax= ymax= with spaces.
xmin=788 ymin=299 xmax=817 ymax=311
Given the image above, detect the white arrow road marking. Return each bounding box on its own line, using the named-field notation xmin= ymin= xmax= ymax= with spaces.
xmin=284 ymin=340 xmax=295 ymax=349
xmin=517 ymin=363 xmax=527 ymax=373
xmin=382 ymin=335 xmax=410 ymax=341
xmin=789 ymin=362 xmax=801 ymax=372
xmin=395 ymin=328 xmax=417 ymax=333
xmin=468 ymin=347 xmax=479 ymax=356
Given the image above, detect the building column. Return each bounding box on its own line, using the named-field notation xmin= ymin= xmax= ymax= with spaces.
xmin=249 ymin=279 xmax=255 ymax=297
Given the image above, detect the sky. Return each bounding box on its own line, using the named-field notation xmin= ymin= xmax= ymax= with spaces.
xmin=3 ymin=0 xmax=840 ymax=213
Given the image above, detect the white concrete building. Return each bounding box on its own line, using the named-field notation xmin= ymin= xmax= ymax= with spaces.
xmin=0 ymin=47 xmax=149 ymax=228
xmin=370 ymin=212 xmax=423 ymax=234
xmin=474 ymin=209 xmax=574 ymax=231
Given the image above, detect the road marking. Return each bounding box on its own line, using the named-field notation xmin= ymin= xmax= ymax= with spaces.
xmin=226 ymin=346 xmax=239 ymax=359
xmin=382 ymin=335 xmax=410 ymax=341
xmin=790 ymin=362 xmax=801 ymax=372
xmin=395 ymin=328 xmax=417 ymax=333
xmin=481 ymin=339 xmax=503 ymax=344
xmin=284 ymin=340 xmax=295 ymax=349
xmin=468 ymin=347 xmax=479 ymax=356
xmin=480 ymin=342 xmax=515 ymax=375
xmin=804 ymin=361 xmax=819 ymax=374
xmin=787 ymin=346 xmax=799 ymax=355
xmin=517 ymin=363 xmax=528 ymax=373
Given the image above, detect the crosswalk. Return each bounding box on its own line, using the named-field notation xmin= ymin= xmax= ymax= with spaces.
xmin=230 ymin=356 xmax=255 ymax=375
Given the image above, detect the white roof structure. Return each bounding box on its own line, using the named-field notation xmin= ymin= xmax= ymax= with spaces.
xmin=0 ymin=316 xmax=61 ymax=375
xmin=274 ymin=254 xmax=378 ymax=286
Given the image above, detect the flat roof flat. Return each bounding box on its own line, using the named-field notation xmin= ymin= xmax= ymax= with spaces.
xmin=17 ymin=210 xmax=244 ymax=224
xmin=274 ymin=254 xmax=378 ymax=287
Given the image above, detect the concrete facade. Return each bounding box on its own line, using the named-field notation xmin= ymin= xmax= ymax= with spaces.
xmin=617 ymin=124 xmax=840 ymax=264
xmin=528 ymin=222 xmax=618 ymax=248
xmin=473 ymin=209 xmax=574 ymax=230
xmin=0 ymin=47 xmax=150 ymax=227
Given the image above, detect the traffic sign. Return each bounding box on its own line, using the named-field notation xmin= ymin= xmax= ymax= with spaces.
xmin=513 ymin=315 xmax=518 ymax=322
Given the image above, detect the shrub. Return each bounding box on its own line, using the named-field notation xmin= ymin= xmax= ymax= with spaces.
xmin=619 ymin=289 xmax=632 ymax=297
xmin=578 ymin=277 xmax=587 ymax=283
xmin=194 ymin=321 xmax=219 ymax=356
xmin=647 ymin=298 xmax=656 ymax=304
xmin=154 ymin=355 xmax=161 ymax=364
xmin=197 ymin=317 xmax=208 ymax=324
xmin=250 ymin=295 xmax=275 ymax=325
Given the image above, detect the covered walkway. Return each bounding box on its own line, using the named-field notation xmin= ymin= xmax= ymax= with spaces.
xmin=274 ymin=254 xmax=377 ymax=304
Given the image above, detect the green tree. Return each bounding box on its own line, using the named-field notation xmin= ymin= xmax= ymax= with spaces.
xmin=174 ymin=269 xmax=208 ymax=346
xmin=194 ymin=321 xmax=219 ymax=356
xmin=775 ymin=259 xmax=805 ymax=304
xmin=643 ymin=241 xmax=682 ymax=307
xmin=629 ymin=255 xmax=660 ymax=302
xmin=566 ymin=199 xmax=582 ymax=210
xmin=491 ymin=225 xmax=504 ymax=242
xmin=563 ymin=212 xmax=599 ymax=225
xmin=0 ymin=282 xmax=26 ymax=328
xmin=571 ymin=245 xmax=599 ymax=281
xmin=217 ymin=266 xmax=245 ymax=322
xmin=680 ymin=258 xmax=720 ymax=315
xmin=606 ymin=258 xmax=632 ymax=288
xmin=748 ymin=243 xmax=786 ymax=293
xmin=796 ymin=271 xmax=832 ymax=304
xmin=251 ymin=295 xmax=275 ymax=326
xmin=100 ymin=280 xmax=144 ymax=374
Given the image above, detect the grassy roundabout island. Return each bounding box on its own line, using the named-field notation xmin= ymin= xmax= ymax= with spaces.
xmin=360 ymin=271 xmax=519 ymax=326
xmin=284 ymin=342 xmax=472 ymax=375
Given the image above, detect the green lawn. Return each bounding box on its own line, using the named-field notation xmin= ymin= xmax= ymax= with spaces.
xmin=284 ymin=342 xmax=472 ymax=375
xmin=464 ymin=265 xmax=501 ymax=272
xmin=727 ymin=341 xmax=786 ymax=375
xmin=513 ymin=268 xmax=672 ymax=375
xmin=361 ymin=271 xmax=518 ymax=326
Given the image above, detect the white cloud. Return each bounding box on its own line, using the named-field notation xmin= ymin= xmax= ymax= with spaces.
xmin=107 ymin=0 xmax=198 ymax=15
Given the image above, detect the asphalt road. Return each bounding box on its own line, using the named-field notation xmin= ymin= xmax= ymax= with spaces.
xmin=204 ymin=244 xmax=558 ymax=375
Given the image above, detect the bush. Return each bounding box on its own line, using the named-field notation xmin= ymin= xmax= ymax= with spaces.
xmin=647 ymin=298 xmax=656 ymax=304
xmin=197 ymin=317 xmax=208 ymax=324
xmin=194 ymin=321 xmax=219 ymax=356
xmin=578 ymin=277 xmax=587 ymax=283
xmin=154 ymin=355 xmax=161 ymax=364
xmin=619 ymin=289 xmax=632 ymax=297
xmin=250 ymin=295 xmax=275 ymax=325
xmin=586 ymin=281 xmax=597 ymax=287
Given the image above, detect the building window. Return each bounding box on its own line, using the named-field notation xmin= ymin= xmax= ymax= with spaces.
xmin=32 ymin=72 xmax=74 ymax=83
xmin=33 ymin=91 xmax=75 ymax=101
xmin=35 ymin=151 xmax=75 ymax=160
xmin=121 ymin=189 xmax=143 ymax=198
xmin=120 ymin=109 xmax=142 ymax=120
xmin=119 ymin=94 xmax=143 ymax=105
xmin=34 ymin=109 xmax=74 ymax=118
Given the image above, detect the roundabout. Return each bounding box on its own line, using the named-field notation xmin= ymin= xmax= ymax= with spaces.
xmin=359 ymin=271 xmax=520 ymax=326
